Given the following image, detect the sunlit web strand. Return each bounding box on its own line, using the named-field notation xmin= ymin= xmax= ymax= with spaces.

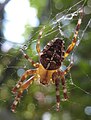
xmin=49 ymin=0 xmax=86 ymax=26
xmin=29 ymin=9 xmax=81 ymax=43
xmin=79 ymin=18 xmax=91 ymax=41
xmin=27 ymin=0 xmax=87 ymax=46
xmin=1 ymin=1 xmax=89 ymax=73
xmin=69 ymin=74 xmax=91 ymax=96
xmin=82 ymin=71 xmax=91 ymax=82
xmin=0 ymin=0 xmax=88 ymax=60
xmin=72 ymin=18 xmax=91 ymax=52
xmin=13 ymin=0 xmax=87 ymax=50
xmin=0 ymin=0 xmax=87 ymax=50
xmin=44 ymin=8 xmax=85 ymax=40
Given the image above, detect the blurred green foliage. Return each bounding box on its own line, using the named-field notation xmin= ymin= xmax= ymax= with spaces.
xmin=0 ymin=0 xmax=91 ymax=120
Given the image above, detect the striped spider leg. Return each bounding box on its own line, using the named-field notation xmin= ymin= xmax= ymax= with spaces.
xmin=64 ymin=8 xmax=83 ymax=58
xmin=12 ymin=69 xmax=37 ymax=94
xmin=11 ymin=26 xmax=45 ymax=112
xmin=11 ymin=75 xmax=35 ymax=112
xmin=52 ymin=53 xmax=74 ymax=111
xmin=36 ymin=26 xmax=45 ymax=56
xmin=12 ymin=25 xmax=45 ymax=94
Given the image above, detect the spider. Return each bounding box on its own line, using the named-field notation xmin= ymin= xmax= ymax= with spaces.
xmin=11 ymin=8 xmax=83 ymax=112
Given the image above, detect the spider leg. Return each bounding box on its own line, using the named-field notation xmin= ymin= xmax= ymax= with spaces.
xmin=64 ymin=9 xmax=83 ymax=58
xmin=11 ymin=76 xmax=35 ymax=112
xmin=52 ymin=72 xmax=60 ymax=111
xmin=52 ymin=70 xmax=69 ymax=111
xmin=60 ymin=74 xmax=68 ymax=101
xmin=60 ymin=54 xmax=74 ymax=101
xmin=36 ymin=26 xmax=45 ymax=55
xmin=20 ymin=48 xmax=39 ymax=68
xmin=12 ymin=69 xmax=37 ymax=93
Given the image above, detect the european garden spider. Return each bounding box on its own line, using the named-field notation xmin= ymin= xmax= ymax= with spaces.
xmin=11 ymin=9 xmax=83 ymax=112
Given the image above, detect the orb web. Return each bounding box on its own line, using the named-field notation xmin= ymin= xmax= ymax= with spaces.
xmin=0 ymin=0 xmax=91 ymax=119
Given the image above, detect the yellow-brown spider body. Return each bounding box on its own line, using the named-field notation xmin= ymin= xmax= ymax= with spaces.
xmin=11 ymin=8 xmax=83 ymax=112
xmin=37 ymin=63 xmax=56 ymax=85
xmin=38 ymin=38 xmax=64 ymax=84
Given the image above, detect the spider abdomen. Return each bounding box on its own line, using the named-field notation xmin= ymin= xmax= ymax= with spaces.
xmin=40 ymin=38 xmax=65 ymax=70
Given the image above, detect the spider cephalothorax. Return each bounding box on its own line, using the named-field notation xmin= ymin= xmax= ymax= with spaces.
xmin=40 ymin=38 xmax=65 ymax=70
xmin=11 ymin=8 xmax=83 ymax=112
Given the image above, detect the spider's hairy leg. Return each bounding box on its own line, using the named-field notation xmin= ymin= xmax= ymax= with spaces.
xmin=36 ymin=26 xmax=45 ymax=55
xmin=60 ymin=74 xmax=68 ymax=101
xmin=11 ymin=91 xmax=22 ymax=113
xmin=64 ymin=8 xmax=83 ymax=58
xmin=20 ymin=48 xmax=39 ymax=68
xmin=12 ymin=69 xmax=37 ymax=93
xmin=11 ymin=76 xmax=35 ymax=112
xmin=52 ymin=70 xmax=69 ymax=111
xmin=52 ymin=72 xmax=60 ymax=111
xmin=60 ymin=54 xmax=74 ymax=100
